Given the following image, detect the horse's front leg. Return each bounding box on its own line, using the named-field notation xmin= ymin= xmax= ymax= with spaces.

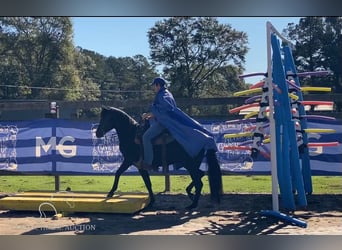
xmin=107 ymin=160 xmax=130 ymax=197
xmin=138 ymin=168 xmax=155 ymax=206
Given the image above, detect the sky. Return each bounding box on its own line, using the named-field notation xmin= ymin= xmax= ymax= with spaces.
xmin=72 ymin=17 xmax=300 ymax=83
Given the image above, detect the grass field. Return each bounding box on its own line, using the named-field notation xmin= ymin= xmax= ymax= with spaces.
xmin=0 ymin=175 xmax=341 ymax=194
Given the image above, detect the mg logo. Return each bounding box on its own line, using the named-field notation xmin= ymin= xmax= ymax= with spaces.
xmin=36 ymin=136 xmax=77 ymax=158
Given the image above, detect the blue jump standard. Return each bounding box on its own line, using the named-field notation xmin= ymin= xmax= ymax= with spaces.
xmin=260 ymin=210 xmax=307 ymax=228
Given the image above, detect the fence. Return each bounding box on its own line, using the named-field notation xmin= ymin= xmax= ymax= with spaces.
xmin=1 ymin=95 xmax=342 ymax=121
xmin=0 ymin=117 xmax=341 ymax=191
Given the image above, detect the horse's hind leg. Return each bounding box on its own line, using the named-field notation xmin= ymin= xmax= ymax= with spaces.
xmin=185 ymin=183 xmax=194 ymax=201
xmin=107 ymin=161 xmax=130 ymax=197
xmin=186 ymin=169 xmax=205 ymax=201
xmin=185 ymin=150 xmax=206 ymax=210
xmin=138 ymin=168 xmax=155 ymax=206
xmin=186 ymin=171 xmax=203 ymax=210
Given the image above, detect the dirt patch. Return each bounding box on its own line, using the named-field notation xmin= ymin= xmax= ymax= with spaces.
xmin=0 ymin=193 xmax=341 ymax=235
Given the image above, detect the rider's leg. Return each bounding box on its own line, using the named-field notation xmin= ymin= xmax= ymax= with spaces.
xmin=142 ymin=122 xmax=165 ymax=166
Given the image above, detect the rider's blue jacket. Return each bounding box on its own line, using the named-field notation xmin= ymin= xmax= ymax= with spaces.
xmin=150 ymin=86 xmax=217 ymax=158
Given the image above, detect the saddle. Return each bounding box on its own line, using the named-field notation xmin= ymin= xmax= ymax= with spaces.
xmin=134 ymin=119 xmax=174 ymax=173
xmin=135 ymin=119 xmax=174 ymax=145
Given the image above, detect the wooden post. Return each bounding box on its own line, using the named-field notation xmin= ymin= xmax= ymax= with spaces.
xmin=162 ymin=134 xmax=170 ymax=192
xmin=47 ymin=101 xmax=60 ymax=192
xmin=55 ymin=176 xmax=60 ymax=191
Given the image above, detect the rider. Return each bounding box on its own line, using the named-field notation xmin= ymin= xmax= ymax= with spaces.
xmin=135 ymin=77 xmax=217 ymax=170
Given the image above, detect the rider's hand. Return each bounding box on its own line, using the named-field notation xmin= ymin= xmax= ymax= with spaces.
xmin=142 ymin=112 xmax=153 ymax=120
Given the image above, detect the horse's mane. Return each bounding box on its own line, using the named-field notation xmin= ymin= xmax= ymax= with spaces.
xmin=101 ymin=106 xmax=140 ymax=160
xmin=105 ymin=106 xmax=138 ymax=126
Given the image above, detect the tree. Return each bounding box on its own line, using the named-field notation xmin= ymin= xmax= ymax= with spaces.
xmin=201 ymin=65 xmax=247 ymax=97
xmin=105 ymin=55 xmax=157 ymax=101
xmin=72 ymin=47 xmax=102 ymax=119
xmin=76 ymin=48 xmax=109 ymax=100
xmin=129 ymin=54 xmax=158 ymax=100
xmin=75 ymin=47 xmax=157 ymax=107
xmin=323 ymin=17 xmax=342 ymax=93
xmin=0 ymin=17 xmax=81 ymax=100
xmin=148 ymin=17 xmax=248 ymax=98
xmin=283 ymin=17 xmax=342 ymax=93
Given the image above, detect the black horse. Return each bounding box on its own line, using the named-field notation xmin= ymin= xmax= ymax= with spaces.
xmin=95 ymin=106 xmax=223 ymax=209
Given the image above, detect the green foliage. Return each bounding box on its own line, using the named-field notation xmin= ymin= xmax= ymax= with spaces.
xmin=148 ymin=17 xmax=248 ymax=98
xmin=75 ymin=49 xmax=157 ymax=101
xmin=71 ymin=48 xmax=159 ymax=118
xmin=104 ymin=55 xmax=157 ymax=101
xmin=0 ymin=17 xmax=81 ymax=101
xmin=4 ymin=17 xmax=339 ymax=118
xmin=283 ymin=17 xmax=342 ymax=93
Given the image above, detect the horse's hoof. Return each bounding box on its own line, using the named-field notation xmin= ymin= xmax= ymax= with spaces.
xmin=210 ymin=195 xmax=221 ymax=204
xmin=107 ymin=192 xmax=114 ymax=198
xmin=187 ymin=193 xmax=194 ymax=201
xmin=185 ymin=203 xmax=197 ymax=210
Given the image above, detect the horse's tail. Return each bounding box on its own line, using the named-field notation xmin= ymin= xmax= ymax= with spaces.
xmin=206 ymin=149 xmax=223 ymax=203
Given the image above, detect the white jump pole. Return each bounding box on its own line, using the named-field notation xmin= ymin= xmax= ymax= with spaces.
xmin=266 ymin=21 xmax=296 ymax=212
xmin=263 ymin=22 xmax=307 ymax=228
xmin=266 ymin=21 xmax=279 ymax=212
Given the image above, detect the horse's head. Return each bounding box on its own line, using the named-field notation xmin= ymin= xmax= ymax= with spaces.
xmin=95 ymin=106 xmax=137 ymax=138
xmin=95 ymin=106 xmax=117 ymax=138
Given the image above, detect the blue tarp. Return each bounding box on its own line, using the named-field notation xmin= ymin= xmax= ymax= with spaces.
xmin=0 ymin=118 xmax=340 ymax=175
